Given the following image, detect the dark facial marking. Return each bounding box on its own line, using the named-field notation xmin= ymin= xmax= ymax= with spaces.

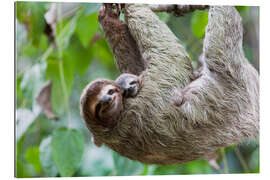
xmin=129 ymin=80 xmax=138 ymax=85
xmin=108 ymin=89 xmax=115 ymax=95
xmin=95 ymin=103 xmax=102 ymax=120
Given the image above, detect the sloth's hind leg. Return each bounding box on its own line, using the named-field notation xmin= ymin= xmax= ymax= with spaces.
xmin=171 ymin=72 xmax=225 ymax=127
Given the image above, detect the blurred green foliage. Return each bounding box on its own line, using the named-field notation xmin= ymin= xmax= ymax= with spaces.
xmin=51 ymin=128 xmax=84 ymax=176
xmin=15 ymin=2 xmax=259 ymax=177
xmin=191 ymin=10 xmax=208 ymax=39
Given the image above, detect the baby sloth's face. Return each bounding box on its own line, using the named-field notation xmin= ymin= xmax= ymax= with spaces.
xmin=115 ymin=73 xmax=142 ymax=98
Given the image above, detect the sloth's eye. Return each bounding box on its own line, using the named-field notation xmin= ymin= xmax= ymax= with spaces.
xmin=130 ymin=80 xmax=137 ymax=85
xmin=108 ymin=89 xmax=115 ymax=95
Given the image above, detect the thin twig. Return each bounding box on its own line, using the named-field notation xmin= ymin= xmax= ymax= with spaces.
xmin=57 ymin=3 xmax=71 ymax=128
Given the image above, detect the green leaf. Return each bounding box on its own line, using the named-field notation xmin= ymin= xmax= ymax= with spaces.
xmin=16 ymin=2 xmax=47 ymax=46
xmin=16 ymin=136 xmax=30 ymax=178
xmin=112 ymin=151 xmax=144 ymax=176
xmin=153 ymin=164 xmax=182 ymax=175
xmin=39 ymin=136 xmax=58 ymax=177
xmin=21 ymin=37 xmax=48 ymax=61
xmin=153 ymin=159 xmax=212 ymax=175
xmin=77 ymin=144 xmax=114 ymax=176
xmin=235 ymin=6 xmax=249 ymax=13
xmin=191 ymin=10 xmax=208 ymax=39
xmin=16 ymin=75 xmax=24 ymax=107
xmin=16 ymin=159 xmax=30 ymax=178
xmin=156 ymin=12 xmax=170 ymax=23
xmin=56 ymin=12 xmax=80 ymax=50
xmin=51 ymin=128 xmax=84 ymax=177
xmin=249 ymin=147 xmax=259 ymax=173
xmin=22 ymin=43 xmax=40 ymax=58
xmin=243 ymin=44 xmax=253 ymax=63
xmin=76 ymin=12 xmax=99 ymax=48
xmin=64 ymin=36 xmax=93 ymax=76
xmin=39 ymin=35 xmax=49 ymax=51
xmin=20 ymin=63 xmax=46 ymax=104
xmin=182 ymin=159 xmax=212 ymax=174
xmin=141 ymin=165 xmax=149 ymax=175
xmin=24 ymin=146 xmax=42 ymax=173
xmin=16 ymin=2 xmax=30 ymax=23
xmin=16 ymin=108 xmax=40 ymax=141
xmin=119 ymin=12 xmax=125 ymax=22
xmin=45 ymin=57 xmax=74 ymax=114
xmin=94 ymin=39 xmax=115 ymax=68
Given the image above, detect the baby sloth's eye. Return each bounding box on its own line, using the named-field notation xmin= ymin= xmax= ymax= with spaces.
xmin=108 ymin=89 xmax=115 ymax=95
xmin=129 ymin=80 xmax=137 ymax=85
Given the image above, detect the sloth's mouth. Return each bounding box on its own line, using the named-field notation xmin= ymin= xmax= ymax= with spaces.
xmin=96 ymin=96 xmax=117 ymax=120
xmin=101 ymin=96 xmax=116 ymax=113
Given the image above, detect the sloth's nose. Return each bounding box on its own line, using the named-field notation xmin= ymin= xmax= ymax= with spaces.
xmin=100 ymin=96 xmax=112 ymax=105
xmin=123 ymin=85 xmax=137 ymax=98
xmin=128 ymin=86 xmax=133 ymax=92
xmin=126 ymin=86 xmax=135 ymax=96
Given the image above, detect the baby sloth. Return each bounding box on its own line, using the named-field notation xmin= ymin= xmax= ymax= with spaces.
xmin=116 ymin=73 xmax=142 ymax=98
xmin=80 ymin=73 xmax=142 ymax=147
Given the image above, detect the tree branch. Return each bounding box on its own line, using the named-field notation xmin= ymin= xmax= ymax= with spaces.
xmin=149 ymin=4 xmax=209 ymax=16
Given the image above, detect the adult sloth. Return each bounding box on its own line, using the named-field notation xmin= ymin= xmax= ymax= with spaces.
xmin=81 ymin=4 xmax=259 ymax=165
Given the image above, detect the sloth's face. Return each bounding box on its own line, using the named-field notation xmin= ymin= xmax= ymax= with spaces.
xmin=81 ymin=79 xmax=123 ymax=128
xmin=94 ymin=84 xmax=122 ymax=121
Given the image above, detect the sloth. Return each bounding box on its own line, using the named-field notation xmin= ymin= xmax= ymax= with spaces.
xmin=80 ymin=73 xmax=142 ymax=147
xmin=81 ymin=4 xmax=259 ymax=165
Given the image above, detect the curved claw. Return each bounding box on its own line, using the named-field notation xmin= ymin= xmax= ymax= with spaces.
xmin=103 ymin=3 xmax=122 ymax=18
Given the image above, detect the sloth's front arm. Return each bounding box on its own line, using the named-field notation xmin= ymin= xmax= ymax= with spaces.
xmin=98 ymin=4 xmax=146 ymax=75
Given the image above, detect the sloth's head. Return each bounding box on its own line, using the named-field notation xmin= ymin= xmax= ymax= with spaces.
xmin=80 ymin=79 xmax=123 ymax=128
xmin=116 ymin=73 xmax=142 ymax=98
